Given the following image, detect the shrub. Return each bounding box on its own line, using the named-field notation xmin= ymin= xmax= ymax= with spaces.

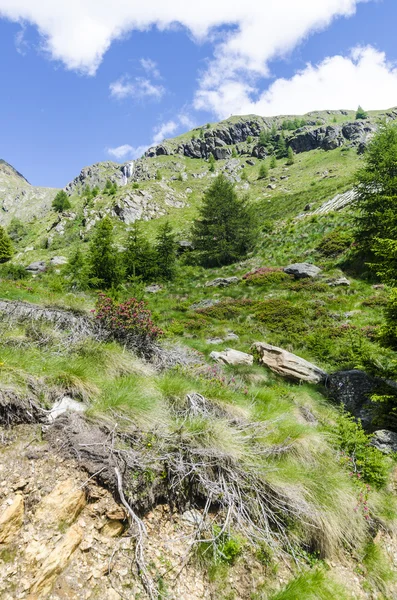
xmin=258 ymin=162 xmax=269 ymax=179
xmin=7 ymin=217 xmax=27 ymax=242
xmin=95 ymin=294 xmax=163 ymax=355
xmin=197 ymin=526 xmax=242 ymax=566
xmin=243 ymin=267 xmax=289 ymax=285
xmin=254 ymin=298 xmax=308 ymax=334
xmin=270 ymin=155 xmax=277 ymax=169
xmin=0 ymin=263 xmax=29 ymax=280
xmin=197 ymin=298 xmax=255 ymax=320
xmin=335 ymin=412 xmax=391 ymax=489
xmin=316 ymin=229 xmax=353 ymax=257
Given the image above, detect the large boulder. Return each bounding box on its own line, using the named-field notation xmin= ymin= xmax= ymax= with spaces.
xmin=326 ymin=370 xmax=397 ymax=430
xmin=253 ymin=342 xmax=326 ymax=383
xmin=371 ymin=430 xmax=397 ymax=454
xmin=210 ymin=349 xmax=254 ymax=366
xmin=283 ymin=263 xmax=322 ymax=279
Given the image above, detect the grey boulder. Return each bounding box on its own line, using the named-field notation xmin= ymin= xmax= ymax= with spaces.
xmin=284 ymin=263 xmax=322 ymax=279
xmin=205 ymin=277 xmax=239 ymax=288
xmin=50 ymin=256 xmax=68 ymax=266
xmin=371 ymin=430 xmax=397 ymax=454
xmin=26 ymin=261 xmax=46 ymax=273
xmin=210 ymin=349 xmax=253 ymax=366
xmin=253 ymin=342 xmax=326 ymax=384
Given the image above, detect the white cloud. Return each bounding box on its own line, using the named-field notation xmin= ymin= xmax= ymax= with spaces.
xmin=107 ymin=144 xmax=135 ymax=159
xmin=107 ymin=114 xmax=194 ymax=162
xmin=0 ymin=1 xmax=370 ymax=76
xmin=152 ymin=120 xmax=178 ymax=144
xmin=195 ymin=46 xmax=397 ymax=118
xmin=140 ymin=58 xmax=160 ymax=78
xmin=110 ymin=75 xmax=165 ymax=100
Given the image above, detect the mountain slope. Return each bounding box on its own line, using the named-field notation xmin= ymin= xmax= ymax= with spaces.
xmin=0 ymin=159 xmax=58 ymax=227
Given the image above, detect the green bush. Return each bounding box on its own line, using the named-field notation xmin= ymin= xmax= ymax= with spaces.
xmin=52 ymin=190 xmax=71 ymax=213
xmin=254 ymin=298 xmax=309 ymax=334
xmin=243 ymin=267 xmax=289 ymax=285
xmin=334 ymin=412 xmax=391 ymax=489
xmin=197 ymin=526 xmax=242 ymax=566
xmin=316 ymin=229 xmax=353 ymax=257
xmin=381 ymin=288 xmax=397 ymax=348
xmin=197 ymin=299 xmax=255 ymax=320
xmin=0 ymin=263 xmax=29 ymax=280
xmin=0 ymin=226 xmax=13 ymax=263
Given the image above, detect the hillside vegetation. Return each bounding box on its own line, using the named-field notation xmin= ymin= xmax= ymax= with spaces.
xmin=1 ymin=109 xmax=397 ymax=600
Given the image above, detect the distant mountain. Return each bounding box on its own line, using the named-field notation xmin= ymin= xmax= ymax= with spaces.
xmin=0 ymin=159 xmax=58 ymax=227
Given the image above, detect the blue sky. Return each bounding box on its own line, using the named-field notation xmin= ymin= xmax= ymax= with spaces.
xmin=0 ymin=0 xmax=396 ymax=188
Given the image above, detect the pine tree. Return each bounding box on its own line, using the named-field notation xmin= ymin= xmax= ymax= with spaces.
xmin=0 ymin=226 xmax=13 ymax=263
xmin=270 ymin=155 xmax=277 ymax=169
xmin=356 ymin=105 xmax=368 ymax=120
xmin=155 ymin=221 xmax=176 ymax=280
xmin=125 ymin=221 xmax=156 ymax=282
xmin=88 ymin=216 xmax=123 ymax=288
xmin=66 ymin=247 xmax=89 ymax=289
xmin=208 ymin=154 xmax=216 ymax=173
xmin=52 ymin=190 xmax=71 ymax=212
xmin=258 ymin=162 xmax=269 ymax=179
xmin=275 ymin=132 xmax=287 ymax=158
xmin=104 ymin=180 xmax=113 ymax=194
xmin=192 ymin=174 xmax=257 ymax=267
xmin=286 ymin=146 xmax=295 ymax=165
xmin=354 ymin=123 xmax=397 ymax=283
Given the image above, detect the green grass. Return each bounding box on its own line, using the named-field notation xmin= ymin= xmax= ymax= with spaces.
xmin=269 ymin=568 xmax=352 ymax=600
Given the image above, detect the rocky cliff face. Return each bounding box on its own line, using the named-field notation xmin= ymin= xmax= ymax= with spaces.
xmin=0 ymin=159 xmax=57 ymax=227
xmin=144 ymin=110 xmax=397 ymax=161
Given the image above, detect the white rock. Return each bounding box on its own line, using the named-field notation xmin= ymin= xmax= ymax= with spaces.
xmin=253 ymin=342 xmax=326 ymax=383
xmin=210 ymin=349 xmax=253 ymax=366
xmin=47 ymin=397 xmax=86 ymax=423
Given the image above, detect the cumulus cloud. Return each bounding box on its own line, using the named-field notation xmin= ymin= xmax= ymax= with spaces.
xmin=110 ymin=75 xmax=165 ymax=100
xmin=195 ymin=46 xmax=397 ymax=118
xmin=107 ymin=113 xmax=195 ymax=162
xmin=152 ymin=120 xmax=178 ymax=144
xmin=0 ymin=1 xmax=369 ymax=75
xmin=107 ymin=144 xmax=135 ymax=159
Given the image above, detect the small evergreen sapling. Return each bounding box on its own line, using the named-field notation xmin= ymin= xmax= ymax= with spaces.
xmin=0 ymin=226 xmax=13 ymax=263
xmin=258 ymin=162 xmax=269 ymax=179
xmin=208 ymin=154 xmax=216 ymax=173
xmin=286 ymin=146 xmax=295 ymax=165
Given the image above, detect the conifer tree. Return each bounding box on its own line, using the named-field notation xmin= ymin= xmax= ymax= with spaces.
xmin=354 ymin=123 xmax=397 ymax=283
xmin=208 ymin=153 xmax=216 ymax=173
xmin=124 ymin=221 xmax=155 ymax=281
xmin=155 ymin=221 xmax=176 ymax=280
xmin=0 ymin=226 xmax=13 ymax=263
xmin=356 ymin=105 xmax=368 ymax=120
xmin=192 ymin=174 xmax=257 ymax=267
xmin=52 ymin=190 xmax=71 ymax=212
xmin=258 ymin=162 xmax=269 ymax=179
xmin=66 ymin=247 xmax=89 ymax=289
xmin=88 ymin=216 xmax=123 ymax=288
xmin=270 ymin=155 xmax=277 ymax=169
xmin=286 ymin=146 xmax=295 ymax=165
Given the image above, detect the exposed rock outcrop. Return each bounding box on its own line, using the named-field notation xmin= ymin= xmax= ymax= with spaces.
xmin=0 ymin=494 xmax=24 ymax=544
xmin=253 ymin=342 xmax=326 ymax=383
xmin=210 ymin=349 xmax=254 ymax=366
xmin=284 ymin=263 xmax=322 ymax=279
xmin=371 ymin=430 xmax=397 ymax=454
xmin=326 ymin=370 xmax=397 ymax=430
xmin=205 ymin=277 xmax=239 ymax=288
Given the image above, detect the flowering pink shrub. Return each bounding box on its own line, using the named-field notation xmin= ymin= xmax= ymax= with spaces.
xmin=94 ymin=293 xmax=163 ymax=354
